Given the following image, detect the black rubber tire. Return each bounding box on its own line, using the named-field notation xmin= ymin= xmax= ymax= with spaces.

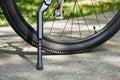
xmin=1 ymin=0 xmax=120 ymax=54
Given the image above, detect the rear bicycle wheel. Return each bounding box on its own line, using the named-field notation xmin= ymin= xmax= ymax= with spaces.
xmin=1 ymin=0 xmax=120 ymax=54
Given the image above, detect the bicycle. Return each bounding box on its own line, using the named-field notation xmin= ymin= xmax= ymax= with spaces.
xmin=0 ymin=0 xmax=120 ymax=70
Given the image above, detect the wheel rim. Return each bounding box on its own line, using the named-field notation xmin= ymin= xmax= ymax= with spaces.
xmin=16 ymin=0 xmax=119 ymax=43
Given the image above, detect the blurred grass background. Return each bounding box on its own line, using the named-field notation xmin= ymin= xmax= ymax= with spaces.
xmin=0 ymin=0 xmax=120 ymax=27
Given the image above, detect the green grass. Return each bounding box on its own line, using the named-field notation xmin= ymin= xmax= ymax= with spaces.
xmin=64 ymin=1 xmax=120 ymax=19
xmin=0 ymin=8 xmax=9 ymax=27
xmin=0 ymin=0 xmax=120 ymax=27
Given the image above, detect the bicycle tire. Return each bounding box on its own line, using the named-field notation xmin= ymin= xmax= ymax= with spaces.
xmin=1 ymin=0 xmax=120 ymax=54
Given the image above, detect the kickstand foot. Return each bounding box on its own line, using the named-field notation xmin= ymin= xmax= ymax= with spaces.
xmin=37 ymin=62 xmax=43 ymax=70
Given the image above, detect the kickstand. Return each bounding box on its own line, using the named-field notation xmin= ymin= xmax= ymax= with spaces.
xmin=36 ymin=0 xmax=51 ymax=70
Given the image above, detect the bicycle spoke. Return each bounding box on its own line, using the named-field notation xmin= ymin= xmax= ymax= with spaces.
xmin=15 ymin=0 xmax=119 ymax=42
xmin=91 ymin=0 xmax=101 ymax=28
xmin=48 ymin=20 xmax=55 ymax=35
xmin=70 ymin=1 xmax=77 ymax=38
xmin=77 ymin=1 xmax=91 ymax=35
xmin=76 ymin=2 xmax=81 ymax=38
xmin=60 ymin=1 xmax=77 ymax=38
xmin=94 ymin=0 xmax=110 ymax=22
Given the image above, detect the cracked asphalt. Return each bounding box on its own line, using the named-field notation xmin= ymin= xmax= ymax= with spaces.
xmin=0 ymin=27 xmax=120 ymax=80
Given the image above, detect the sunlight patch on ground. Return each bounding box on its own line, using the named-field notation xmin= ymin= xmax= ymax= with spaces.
xmin=103 ymin=56 xmax=120 ymax=67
